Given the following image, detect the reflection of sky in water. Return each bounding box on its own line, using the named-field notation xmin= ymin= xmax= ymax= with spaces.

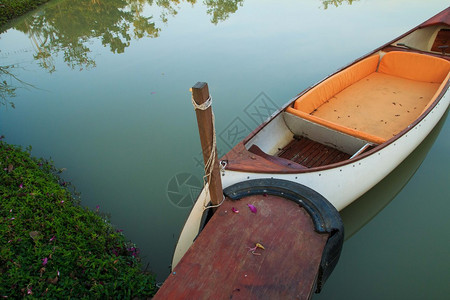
xmin=0 ymin=0 xmax=449 ymax=297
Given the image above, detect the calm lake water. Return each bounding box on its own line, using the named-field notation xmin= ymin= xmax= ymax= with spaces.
xmin=1 ymin=0 xmax=449 ymax=298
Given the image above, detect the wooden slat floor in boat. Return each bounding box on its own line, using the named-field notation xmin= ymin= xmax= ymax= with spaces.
xmin=276 ymin=136 xmax=351 ymax=168
xmin=153 ymin=195 xmax=329 ymax=299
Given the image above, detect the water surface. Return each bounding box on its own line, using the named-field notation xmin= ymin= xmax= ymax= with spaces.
xmin=1 ymin=1 xmax=449 ymax=298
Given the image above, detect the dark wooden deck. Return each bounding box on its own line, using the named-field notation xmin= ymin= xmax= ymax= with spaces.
xmin=276 ymin=136 xmax=351 ymax=168
xmin=154 ymin=195 xmax=329 ymax=299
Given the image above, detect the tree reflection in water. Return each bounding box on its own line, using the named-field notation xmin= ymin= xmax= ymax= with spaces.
xmin=204 ymin=0 xmax=243 ymax=24
xmin=9 ymin=0 xmax=246 ymax=72
xmin=321 ymin=0 xmax=358 ymax=10
xmin=0 ymin=64 xmax=18 ymax=107
xmin=0 ymin=62 xmax=35 ymax=108
xmin=1 ymin=0 xmax=358 ymax=105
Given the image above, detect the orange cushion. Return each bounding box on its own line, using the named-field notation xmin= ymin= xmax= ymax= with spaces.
xmin=420 ymin=71 xmax=450 ymax=115
xmin=287 ymin=51 xmax=450 ymax=144
xmin=286 ymin=107 xmax=387 ymax=144
xmin=294 ymin=54 xmax=380 ymax=113
xmin=378 ymin=51 xmax=450 ymax=83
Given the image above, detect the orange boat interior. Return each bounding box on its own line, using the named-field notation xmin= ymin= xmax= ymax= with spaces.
xmin=286 ymin=51 xmax=450 ymax=144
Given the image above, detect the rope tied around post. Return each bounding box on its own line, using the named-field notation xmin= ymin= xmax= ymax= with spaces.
xmin=190 ymin=88 xmax=225 ymax=210
xmin=191 ymin=95 xmax=212 ymax=111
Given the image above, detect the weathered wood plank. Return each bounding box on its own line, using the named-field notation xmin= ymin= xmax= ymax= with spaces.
xmin=276 ymin=136 xmax=351 ymax=168
xmin=296 ymin=141 xmax=321 ymax=166
xmin=301 ymin=143 xmax=325 ymax=167
xmin=192 ymin=82 xmax=223 ymax=206
xmin=431 ymin=29 xmax=450 ymax=53
xmin=279 ymin=138 xmax=306 ymax=160
xmin=276 ymin=138 xmax=301 ymax=158
xmin=154 ymin=195 xmax=329 ymax=300
xmin=320 ymin=148 xmax=342 ymax=165
xmin=308 ymin=147 xmax=330 ymax=167
xmin=294 ymin=137 xmax=317 ymax=159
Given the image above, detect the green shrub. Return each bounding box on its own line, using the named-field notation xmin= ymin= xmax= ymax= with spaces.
xmin=0 ymin=0 xmax=51 ymax=27
xmin=0 ymin=138 xmax=156 ymax=298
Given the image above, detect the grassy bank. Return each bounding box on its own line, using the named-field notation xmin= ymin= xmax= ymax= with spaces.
xmin=0 ymin=138 xmax=156 ymax=298
xmin=0 ymin=0 xmax=51 ymax=26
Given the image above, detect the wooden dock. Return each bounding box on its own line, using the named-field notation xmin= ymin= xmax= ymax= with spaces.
xmin=154 ymin=84 xmax=344 ymax=299
xmin=154 ymin=179 xmax=343 ymax=299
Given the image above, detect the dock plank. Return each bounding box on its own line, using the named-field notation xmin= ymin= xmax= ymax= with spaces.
xmin=154 ymin=195 xmax=329 ymax=300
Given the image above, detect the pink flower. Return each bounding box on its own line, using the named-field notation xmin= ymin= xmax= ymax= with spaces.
xmin=42 ymin=257 xmax=48 ymax=266
xmin=128 ymin=247 xmax=139 ymax=257
xmin=19 ymin=183 xmax=23 ymax=189
xmin=247 ymin=204 xmax=257 ymax=213
xmin=231 ymin=207 xmax=239 ymax=213
xmin=49 ymin=236 xmax=56 ymax=242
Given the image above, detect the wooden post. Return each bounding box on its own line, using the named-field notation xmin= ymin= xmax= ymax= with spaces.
xmin=191 ymin=82 xmax=223 ymax=206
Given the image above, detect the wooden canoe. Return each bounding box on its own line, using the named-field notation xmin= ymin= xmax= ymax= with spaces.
xmin=172 ymin=5 xmax=450 ymax=287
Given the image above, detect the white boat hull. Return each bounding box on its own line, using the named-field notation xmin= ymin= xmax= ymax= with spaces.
xmin=221 ymin=88 xmax=449 ymax=211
